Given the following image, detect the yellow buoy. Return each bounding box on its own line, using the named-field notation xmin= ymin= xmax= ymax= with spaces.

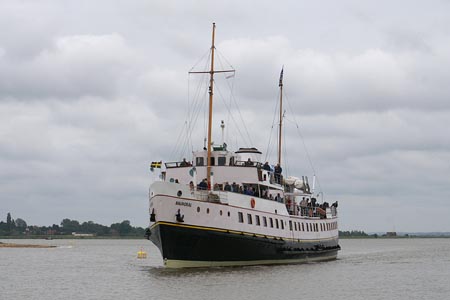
xmin=137 ymin=248 xmax=147 ymax=259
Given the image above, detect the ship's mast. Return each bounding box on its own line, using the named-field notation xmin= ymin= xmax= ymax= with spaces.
xmin=278 ymin=67 xmax=284 ymax=166
xmin=189 ymin=23 xmax=234 ymax=189
xmin=206 ymin=23 xmax=216 ymax=188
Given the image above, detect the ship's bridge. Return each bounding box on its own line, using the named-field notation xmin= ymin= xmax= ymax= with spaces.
xmin=163 ymin=146 xmax=277 ymax=188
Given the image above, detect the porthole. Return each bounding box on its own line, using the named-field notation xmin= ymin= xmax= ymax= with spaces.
xmin=197 ymin=207 xmax=200 ymax=213
xmin=207 ymin=208 xmax=210 ymax=214
xmin=177 ymin=190 xmax=182 ymax=197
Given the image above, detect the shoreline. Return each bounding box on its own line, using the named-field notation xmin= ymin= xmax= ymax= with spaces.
xmin=0 ymin=242 xmax=56 ymax=248
xmin=0 ymin=235 xmax=146 ymax=240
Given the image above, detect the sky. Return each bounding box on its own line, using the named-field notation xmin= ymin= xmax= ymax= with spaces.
xmin=1 ymin=0 xmax=449 ymax=232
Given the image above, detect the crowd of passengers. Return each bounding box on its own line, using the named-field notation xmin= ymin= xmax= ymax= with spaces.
xmin=193 ymin=179 xmax=285 ymax=202
xmin=188 ymin=178 xmax=337 ymax=218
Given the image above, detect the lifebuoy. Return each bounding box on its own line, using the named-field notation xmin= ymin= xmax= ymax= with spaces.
xmin=250 ymin=198 xmax=256 ymax=208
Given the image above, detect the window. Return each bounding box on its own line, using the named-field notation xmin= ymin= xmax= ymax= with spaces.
xmin=207 ymin=208 xmax=210 ymax=214
xmin=306 ymin=223 xmax=309 ymax=232
xmin=275 ymin=219 xmax=279 ymax=229
xmin=263 ymin=216 xmax=267 ymax=227
xmin=238 ymin=212 xmax=244 ymax=223
xmin=294 ymin=222 xmax=297 ymax=231
xmin=227 ymin=211 xmax=230 ymax=217
xmin=269 ymin=218 xmax=274 ymax=228
xmin=220 ymin=210 xmax=223 ymax=216
xmin=218 ymin=157 xmax=226 ymax=166
xmin=210 ymin=157 xmax=215 ymax=166
xmin=281 ymin=220 xmax=284 ymax=230
xmin=289 ymin=220 xmax=293 ymax=231
xmin=255 ymin=215 xmax=261 ymax=226
xmin=247 ymin=214 xmax=253 ymax=224
xmin=196 ymin=157 xmax=204 ymax=166
xmin=197 ymin=207 xmax=200 ymax=213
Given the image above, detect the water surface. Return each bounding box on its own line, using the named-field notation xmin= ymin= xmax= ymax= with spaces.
xmin=1 ymin=238 xmax=449 ymax=300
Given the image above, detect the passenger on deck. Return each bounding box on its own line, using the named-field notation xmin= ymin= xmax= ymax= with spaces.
xmin=198 ymin=179 xmax=208 ymax=190
xmin=275 ymin=193 xmax=282 ymax=203
xmin=263 ymin=162 xmax=271 ymax=171
xmin=300 ymin=197 xmax=307 ymax=215
xmin=245 ymin=158 xmax=254 ymax=166
xmin=189 ymin=181 xmax=194 ymax=191
xmin=224 ymin=182 xmax=231 ymax=191
xmin=274 ymin=163 xmax=282 ymax=183
xmin=246 ymin=187 xmax=255 ymax=196
xmin=180 ymin=158 xmax=189 ymax=167
xmin=231 ymin=182 xmax=238 ymax=192
xmin=269 ymin=194 xmax=273 ymax=200
xmin=262 ymin=190 xmax=268 ymax=199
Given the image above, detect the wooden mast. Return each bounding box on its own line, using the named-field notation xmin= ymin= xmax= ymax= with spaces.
xmin=278 ymin=67 xmax=284 ymax=166
xmin=206 ymin=23 xmax=216 ymax=188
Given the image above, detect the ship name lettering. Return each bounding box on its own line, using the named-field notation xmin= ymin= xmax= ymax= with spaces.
xmin=175 ymin=201 xmax=192 ymax=207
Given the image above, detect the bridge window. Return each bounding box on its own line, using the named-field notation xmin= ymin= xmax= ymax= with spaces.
xmin=263 ymin=216 xmax=267 ymax=227
xmin=196 ymin=157 xmax=204 ymax=166
xmin=275 ymin=219 xmax=279 ymax=229
xmin=269 ymin=218 xmax=274 ymax=228
xmin=255 ymin=215 xmax=261 ymax=226
xmin=218 ymin=157 xmax=226 ymax=166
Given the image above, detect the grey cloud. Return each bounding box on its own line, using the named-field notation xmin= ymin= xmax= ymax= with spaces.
xmin=1 ymin=0 xmax=450 ymax=232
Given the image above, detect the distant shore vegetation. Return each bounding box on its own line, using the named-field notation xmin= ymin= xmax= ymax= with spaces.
xmin=1 ymin=212 xmax=448 ymax=239
xmin=0 ymin=212 xmax=145 ymax=238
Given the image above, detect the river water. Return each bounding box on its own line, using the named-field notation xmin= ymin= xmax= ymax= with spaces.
xmin=1 ymin=238 xmax=449 ymax=300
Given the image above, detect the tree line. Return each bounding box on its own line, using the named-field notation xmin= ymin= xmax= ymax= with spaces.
xmin=0 ymin=212 xmax=146 ymax=237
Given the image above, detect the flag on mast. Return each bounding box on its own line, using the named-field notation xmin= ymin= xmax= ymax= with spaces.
xmin=279 ymin=67 xmax=284 ymax=87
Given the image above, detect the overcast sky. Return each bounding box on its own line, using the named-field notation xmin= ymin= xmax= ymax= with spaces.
xmin=1 ymin=0 xmax=449 ymax=232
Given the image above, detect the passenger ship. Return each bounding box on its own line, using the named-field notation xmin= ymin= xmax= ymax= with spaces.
xmin=146 ymin=23 xmax=340 ymax=268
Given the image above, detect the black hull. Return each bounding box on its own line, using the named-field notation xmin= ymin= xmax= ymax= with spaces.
xmin=149 ymin=222 xmax=340 ymax=267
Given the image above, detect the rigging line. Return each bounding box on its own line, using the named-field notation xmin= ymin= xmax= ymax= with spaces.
xmin=188 ymin=55 xmax=211 ymax=147
xmin=215 ymin=52 xmax=236 ymax=146
xmin=226 ymin=84 xmax=254 ymax=147
xmin=181 ymin=70 xmax=209 ymax=159
xmin=213 ymin=57 xmax=253 ymax=148
xmin=187 ymin=72 xmax=208 ymax=130
xmin=169 ymin=121 xmax=188 ymax=160
xmin=215 ymin=48 xmax=235 ymax=71
xmin=177 ymin=54 xmax=211 ymax=159
xmin=182 ymin=73 xmax=205 ymax=157
xmin=189 ymin=48 xmax=213 ymax=73
xmin=264 ymin=89 xmax=282 ymax=162
xmin=282 ymin=117 xmax=290 ymax=177
xmin=214 ymin=76 xmax=253 ymax=148
xmin=214 ymin=78 xmax=251 ymax=148
xmin=185 ymin=74 xmax=209 ymax=154
xmin=284 ymin=92 xmax=323 ymax=194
